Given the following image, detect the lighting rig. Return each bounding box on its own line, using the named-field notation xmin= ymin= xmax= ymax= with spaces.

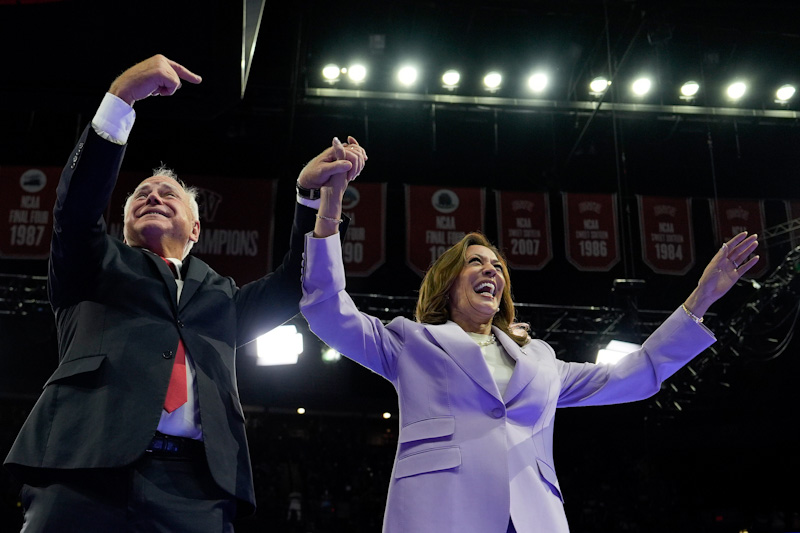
xmin=308 ymin=63 xmax=799 ymax=121
xmin=652 ymin=244 xmax=800 ymax=413
xmin=3 ymin=243 xmax=799 ymax=417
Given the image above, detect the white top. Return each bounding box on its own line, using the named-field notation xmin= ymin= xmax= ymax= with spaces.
xmin=466 ymin=331 xmax=516 ymax=396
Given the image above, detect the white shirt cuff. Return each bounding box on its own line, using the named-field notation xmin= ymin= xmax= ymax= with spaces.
xmin=91 ymin=93 xmax=136 ymax=145
xmin=296 ymin=195 xmax=321 ymax=209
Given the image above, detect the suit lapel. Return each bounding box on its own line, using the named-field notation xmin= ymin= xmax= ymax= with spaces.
xmin=426 ymin=322 xmax=502 ymax=401
xmin=179 ymin=256 xmax=207 ymax=311
xmin=495 ymin=327 xmax=539 ymax=404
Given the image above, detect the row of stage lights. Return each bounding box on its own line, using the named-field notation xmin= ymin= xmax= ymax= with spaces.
xmin=320 ymin=63 xmax=798 ymax=105
xmin=294 ymin=407 xmax=394 ymax=419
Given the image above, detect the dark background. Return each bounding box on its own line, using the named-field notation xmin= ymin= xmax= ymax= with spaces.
xmin=1 ymin=0 xmax=799 ymax=531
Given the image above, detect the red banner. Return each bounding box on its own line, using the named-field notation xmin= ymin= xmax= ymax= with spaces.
xmin=0 ymin=166 xmax=59 ymax=260
xmin=405 ymin=185 xmax=485 ymax=276
xmin=341 ymin=183 xmax=386 ymax=277
xmin=562 ymin=193 xmax=620 ymax=272
xmin=709 ymin=198 xmax=768 ymax=278
xmin=495 ymin=190 xmax=552 ymax=270
xmin=110 ymin=172 xmax=276 ymax=284
xmin=637 ymin=196 xmax=695 ymax=275
xmin=787 ymin=200 xmax=800 ymax=248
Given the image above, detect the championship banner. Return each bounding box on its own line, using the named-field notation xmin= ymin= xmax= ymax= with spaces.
xmin=637 ymin=195 xmax=695 ymax=275
xmin=341 ymin=182 xmax=386 ymax=277
xmin=562 ymin=192 xmax=620 ymax=272
xmin=786 ymin=200 xmax=800 ymax=247
xmin=495 ymin=190 xmax=552 ymax=270
xmin=405 ymin=185 xmax=485 ymax=276
xmin=709 ymin=198 xmax=768 ymax=278
xmin=109 ymin=172 xmax=276 ymax=284
xmin=0 ymin=166 xmax=59 ymax=260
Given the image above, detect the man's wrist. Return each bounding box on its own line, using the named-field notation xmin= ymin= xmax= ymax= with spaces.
xmin=91 ymin=92 xmax=136 ymax=145
xmin=296 ymin=180 xmax=321 ymax=200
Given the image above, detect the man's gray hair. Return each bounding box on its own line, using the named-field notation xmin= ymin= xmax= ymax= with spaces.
xmin=123 ymin=166 xmax=201 ymax=256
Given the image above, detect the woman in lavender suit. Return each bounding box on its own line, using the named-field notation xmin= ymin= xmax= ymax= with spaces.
xmin=301 ymin=165 xmax=759 ymax=533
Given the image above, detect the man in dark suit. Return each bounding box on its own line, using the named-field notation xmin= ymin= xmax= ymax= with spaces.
xmin=3 ymin=55 xmax=366 ymax=532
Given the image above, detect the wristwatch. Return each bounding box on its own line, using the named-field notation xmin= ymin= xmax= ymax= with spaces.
xmin=296 ymin=180 xmax=321 ymax=200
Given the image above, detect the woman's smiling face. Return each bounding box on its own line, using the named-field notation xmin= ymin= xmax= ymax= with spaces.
xmin=448 ymin=245 xmax=506 ymax=332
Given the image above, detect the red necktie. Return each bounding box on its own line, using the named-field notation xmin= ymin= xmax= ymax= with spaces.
xmin=161 ymin=257 xmax=188 ymax=413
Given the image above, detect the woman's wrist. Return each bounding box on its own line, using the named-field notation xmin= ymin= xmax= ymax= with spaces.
xmin=313 ymin=186 xmax=345 ymax=238
xmin=682 ymin=289 xmax=711 ymax=320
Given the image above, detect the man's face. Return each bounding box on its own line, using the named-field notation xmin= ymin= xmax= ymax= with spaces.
xmin=123 ymin=176 xmax=199 ymax=255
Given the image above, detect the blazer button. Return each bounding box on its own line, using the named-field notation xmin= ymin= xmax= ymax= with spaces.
xmin=491 ymin=408 xmax=504 ymax=419
xmin=162 ymin=350 xmax=174 ymax=359
xmin=177 ymin=320 xmax=184 ymax=328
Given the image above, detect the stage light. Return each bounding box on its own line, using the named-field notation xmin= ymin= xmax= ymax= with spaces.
xmin=256 ymin=325 xmax=303 ymax=366
xmin=441 ymin=69 xmax=460 ymax=89
xmin=680 ymin=80 xmax=700 ymax=100
xmin=775 ymin=84 xmax=796 ymax=103
xmin=321 ymin=347 xmax=341 ymax=362
xmin=589 ymin=76 xmax=610 ymax=97
xmin=726 ymin=81 xmax=747 ymax=101
xmin=322 ymin=64 xmax=340 ymax=83
xmin=527 ymin=72 xmax=549 ymax=94
xmin=347 ymin=64 xmax=367 ymax=83
xmin=382 ymin=412 xmax=392 ymax=419
xmin=631 ymin=77 xmax=652 ymax=97
xmin=483 ymin=71 xmax=502 ymax=91
xmin=297 ymin=407 xmax=306 ymax=415
xmin=397 ymin=65 xmax=419 ymax=87
xmin=595 ymin=339 xmax=641 ymax=365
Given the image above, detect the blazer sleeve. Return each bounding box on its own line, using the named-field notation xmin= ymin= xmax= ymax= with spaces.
xmin=49 ymin=125 xmax=127 ymax=308
xmin=234 ymin=202 xmax=317 ymax=345
xmin=300 ymin=233 xmax=403 ymax=381
xmin=554 ymin=309 xmax=716 ymax=407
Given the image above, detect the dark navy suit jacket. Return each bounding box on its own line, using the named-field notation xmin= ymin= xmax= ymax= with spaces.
xmin=5 ymin=125 xmax=316 ymax=515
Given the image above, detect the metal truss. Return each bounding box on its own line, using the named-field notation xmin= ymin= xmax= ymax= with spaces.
xmin=0 ymin=273 xmax=48 ymax=317
xmin=3 ymin=245 xmax=798 ymax=416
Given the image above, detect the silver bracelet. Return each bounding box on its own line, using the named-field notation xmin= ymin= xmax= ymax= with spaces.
xmin=681 ymin=303 xmax=703 ymax=324
xmin=316 ymin=213 xmax=342 ymax=224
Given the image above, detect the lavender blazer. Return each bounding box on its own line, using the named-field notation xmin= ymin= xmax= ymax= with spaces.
xmin=300 ymin=235 xmax=715 ymax=533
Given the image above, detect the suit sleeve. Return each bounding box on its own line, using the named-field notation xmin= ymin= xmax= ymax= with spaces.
xmin=300 ymin=233 xmax=403 ymax=381
xmin=234 ymin=202 xmax=313 ymax=345
xmin=49 ymin=125 xmax=127 ymax=308
xmin=554 ymin=309 xmax=716 ymax=407
xmin=233 ymin=202 xmax=352 ymax=346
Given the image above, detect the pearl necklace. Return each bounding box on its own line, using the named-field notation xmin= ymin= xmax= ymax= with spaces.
xmin=476 ymin=334 xmax=496 ymax=347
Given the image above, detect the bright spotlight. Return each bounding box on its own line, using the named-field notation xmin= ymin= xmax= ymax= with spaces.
xmin=297 ymin=407 xmax=306 ymax=415
xmin=726 ymin=81 xmax=747 ymax=101
xmin=441 ymin=69 xmax=460 ymax=89
xmin=527 ymin=72 xmax=549 ymax=93
xmin=397 ymin=65 xmax=419 ymax=87
xmin=775 ymin=84 xmax=796 ymax=103
xmin=321 ymin=347 xmax=341 ymax=363
xmin=382 ymin=412 xmax=392 ymax=419
xmin=483 ymin=71 xmax=502 ymax=91
xmin=680 ymin=81 xmax=700 ymax=99
xmin=596 ymin=340 xmax=641 ymax=365
xmin=322 ymin=64 xmax=340 ymax=83
xmin=631 ymin=77 xmax=652 ymax=97
xmin=256 ymin=325 xmax=303 ymax=366
xmin=589 ymin=76 xmax=610 ymax=96
xmin=347 ymin=64 xmax=367 ymax=83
